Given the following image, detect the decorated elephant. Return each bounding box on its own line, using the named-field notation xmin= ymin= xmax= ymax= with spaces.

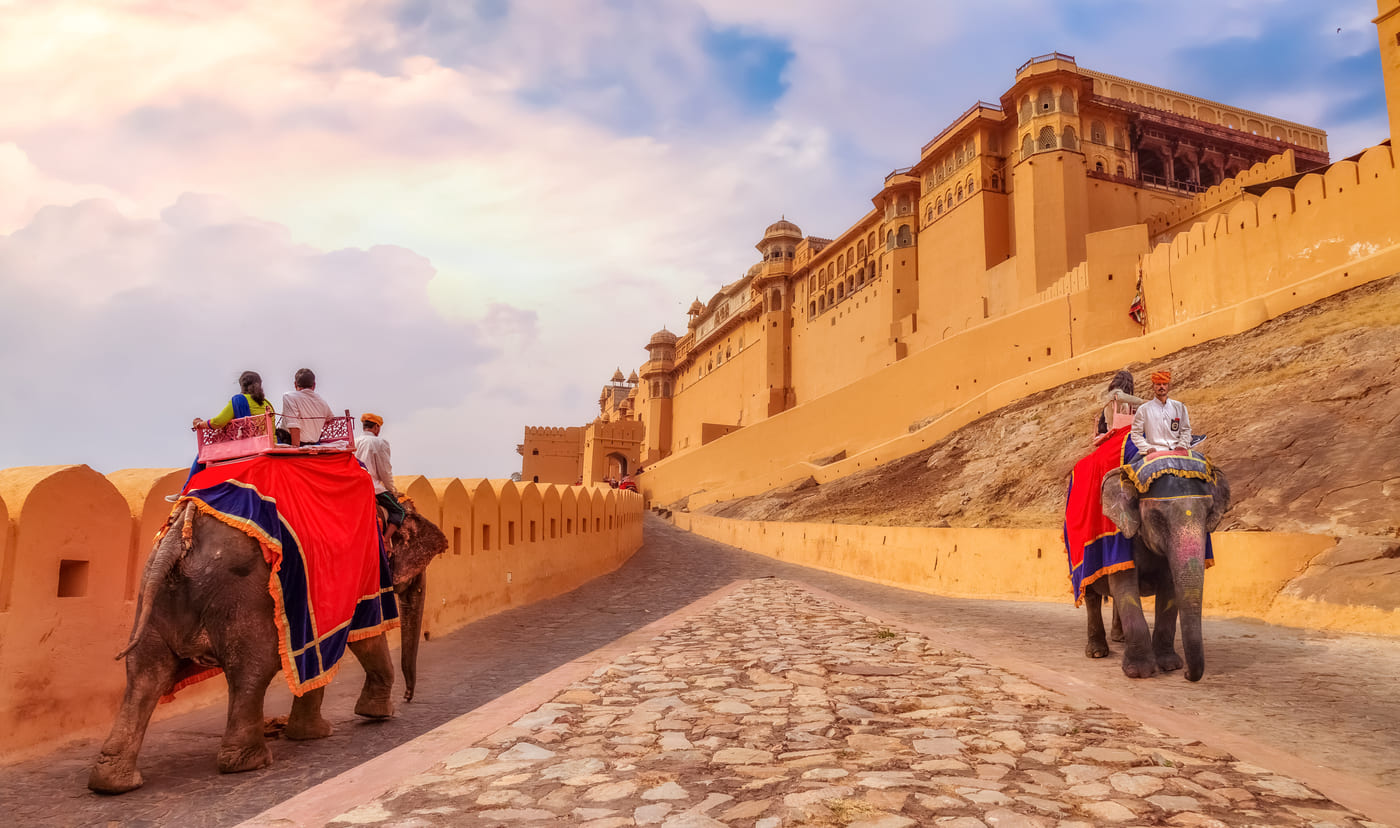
xmin=385 ymin=499 xmax=449 ymax=702
xmin=1085 ymin=454 xmax=1230 ymax=682
xmin=89 ymin=490 xmax=447 ymax=795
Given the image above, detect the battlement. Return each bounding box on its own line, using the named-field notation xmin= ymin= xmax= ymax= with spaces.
xmin=523 ymin=426 xmax=578 ymax=438
xmin=1145 ymin=149 xmax=1303 ymax=237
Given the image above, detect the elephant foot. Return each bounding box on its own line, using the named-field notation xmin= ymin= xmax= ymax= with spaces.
xmin=354 ymin=689 xmax=394 ymax=719
xmin=88 ymin=755 xmax=143 ymax=795
xmin=217 ymin=741 xmax=272 ymax=774
xmin=1085 ymin=639 xmax=1110 ymax=659
xmin=1155 ymin=651 xmax=1184 ymax=673
xmin=1110 ymin=629 xmax=1125 ymax=643
xmin=1120 ymin=655 xmax=1159 ymax=679
xmin=283 ymin=714 xmax=333 ymax=741
xmin=403 ymin=683 xmax=415 ymax=703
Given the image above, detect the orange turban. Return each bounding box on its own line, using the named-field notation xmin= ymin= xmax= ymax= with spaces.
xmin=360 ymin=412 xmax=384 ymax=426
xmin=1150 ymin=370 xmax=1171 ymax=385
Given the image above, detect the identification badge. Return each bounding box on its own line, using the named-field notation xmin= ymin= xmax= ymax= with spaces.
xmin=1170 ymin=417 xmax=1180 ymax=432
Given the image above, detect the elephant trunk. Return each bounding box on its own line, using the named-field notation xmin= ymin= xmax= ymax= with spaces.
xmin=116 ymin=503 xmax=192 ymax=660
xmin=1169 ymin=537 xmax=1208 ymax=682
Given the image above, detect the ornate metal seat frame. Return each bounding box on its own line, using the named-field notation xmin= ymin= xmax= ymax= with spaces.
xmin=195 ymin=410 xmax=357 ymax=465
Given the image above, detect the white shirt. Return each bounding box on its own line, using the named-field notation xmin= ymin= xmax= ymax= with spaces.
xmin=280 ymin=388 xmax=334 ymax=443
xmin=1131 ymin=396 xmax=1192 ymax=454
xmin=355 ymin=433 xmax=395 ymax=494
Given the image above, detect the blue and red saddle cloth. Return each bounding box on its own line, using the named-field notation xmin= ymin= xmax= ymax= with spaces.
xmin=162 ymin=451 xmax=398 ymax=699
xmin=1062 ymin=428 xmax=1215 ymax=606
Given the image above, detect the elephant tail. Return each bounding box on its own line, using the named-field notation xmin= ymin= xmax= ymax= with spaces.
xmin=116 ymin=502 xmax=194 ymax=660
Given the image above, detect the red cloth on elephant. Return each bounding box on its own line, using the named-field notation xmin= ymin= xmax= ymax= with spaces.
xmin=1063 ymin=426 xmax=1138 ymax=606
xmin=161 ymin=452 xmax=397 ymax=699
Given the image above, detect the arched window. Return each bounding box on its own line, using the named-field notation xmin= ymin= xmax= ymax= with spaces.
xmin=945 ymin=188 xmax=952 ymax=205
xmin=818 ymin=296 xmax=825 ymax=311
xmin=1037 ymin=87 xmax=1054 ymax=112
xmin=662 ymin=381 xmax=670 ymax=397
xmin=868 ymin=232 xmax=877 ymax=251
xmin=1061 ymin=126 xmax=1077 ymax=150
xmin=926 ymin=204 xmax=934 ymax=223
xmin=1021 ymin=134 xmax=1035 ymax=160
xmin=857 ymin=240 xmax=866 ymax=257
xmin=725 ymin=345 xmax=731 ymax=359
xmin=1059 ymin=89 xmax=1076 ymax=114
xmin=886 ymin=229 xmax=895 ymax=250
xmin=809 ymin=300 xmax=817 ymax=316
xmin=1116 ymin=163 xmax=1126 ymax=176
xmin=1090 ymin=120 xmax=1106 ymax=143
xmin=990 ymin=173 xmax=1001 ymax=190
xmin=936 ymin=197 xmax=944 ymax=215
xmin=847 ymin=275 xmax=855 ymax=292
xmin=1095 ymin=160 xmax=1105 ymax=172
xmin=966 ymin=175 xmax=975 ymax=195
xmin=837 ymin=282 xmax=845 ymax=299
xmin=1019 ymin=97 xmax=1032 ymax=125
xmin=808 ymin=274 xmax=816 ymax=293
xmin=837 ymin=253 xmax=845 ymax=271
xmin=956 ymin=183 xmax=963 ymax=202
xmin=651 ymin=381 xmax=660 ymax=396
xmin=827 ymin=288 xmax=835 ymax=305
xmin=770 ymin=288 xmax=781 ymax=310
xmin=896 ymin=224 xmax=912 ymax=246
xmin=1038 ymin=126 xmax=1057 ymax=150
xmin=857 ymin=268 xmax=865 ymax=286
xmin=1113 ymin=127 xmax=1125 ymax=149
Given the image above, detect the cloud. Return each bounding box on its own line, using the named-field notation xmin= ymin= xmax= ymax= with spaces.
xmin=0 ymin=194 xmax=520 ymax=475
xmin=0 ymin=0 xmax=1390 ymax=480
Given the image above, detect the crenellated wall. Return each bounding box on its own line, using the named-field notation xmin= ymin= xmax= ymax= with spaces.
xmin=641 ymin=140 xmax=1400 ymax=509
xmin=0 ymin=465 xmax=642 ymax=759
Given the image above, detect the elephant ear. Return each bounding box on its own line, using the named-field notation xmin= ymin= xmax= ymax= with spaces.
xmin=1205 ymin=468 xmax=1232 ymax=532
xmin=390 ymin=514 xmax=450 ymax=585
xmin=1101 ymin=468 xmax=1142 ymax=538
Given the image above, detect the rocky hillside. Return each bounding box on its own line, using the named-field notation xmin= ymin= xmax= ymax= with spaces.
xmin=705 ymin=274 xmax=1400 ymax=539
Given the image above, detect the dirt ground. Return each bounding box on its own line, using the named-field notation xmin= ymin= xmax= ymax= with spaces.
xmin=705 ymin=274 xmax=1400 ymax=540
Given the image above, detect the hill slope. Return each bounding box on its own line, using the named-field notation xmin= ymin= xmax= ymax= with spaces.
xmin=705 ymin=274 xmax=1400 ymax=539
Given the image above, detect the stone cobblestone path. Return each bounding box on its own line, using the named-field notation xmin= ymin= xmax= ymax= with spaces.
xmin=322 ymin=579 xmax=1383 ymax=828
xmin=2 ymin=515 xmax=1397 ymax=826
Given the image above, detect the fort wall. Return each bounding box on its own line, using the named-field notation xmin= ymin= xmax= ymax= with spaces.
xmin=0 ymin=465 xmax=642 ymax=759
xmin=673 ymin=512 xmax=1398 ymax=637
xmin=640 ymin=139 xmax=1400 ymax=511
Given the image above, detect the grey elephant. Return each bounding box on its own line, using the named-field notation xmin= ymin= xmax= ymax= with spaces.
xmin=1085 ymin=462 xmax=1230 ymax=682
xmin=89 ymin=500 xmax=447 ymax=795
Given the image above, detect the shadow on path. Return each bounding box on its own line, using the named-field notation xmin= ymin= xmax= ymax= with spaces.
xmin=4 ymin=514 xmax=1397 ymax=826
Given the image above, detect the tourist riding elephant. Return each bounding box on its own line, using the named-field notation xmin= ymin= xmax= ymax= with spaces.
xmin=1087 ymin=464 xmax=1230 ymax=682
xmin=89 ymin=499 xmax=445 ymax=795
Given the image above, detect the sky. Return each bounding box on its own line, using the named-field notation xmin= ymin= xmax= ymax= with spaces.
xmin=0 ymin=0 xmax=1388 ymax=478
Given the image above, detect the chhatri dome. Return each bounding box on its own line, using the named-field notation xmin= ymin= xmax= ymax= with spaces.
xmin=611 ymin=368 xmax=626 ymax=383
xmin=761 ymin=217 xmax=802 ymax=242
xmin=746 ymin=262 xmax=764 ymax=278
xmin=627 ymin=370 xmax=639 ymax=384
xmin=648 ymin=328 xmax=678 ymax=346
xmin=688 ymin=298 xmax=705 ymax=315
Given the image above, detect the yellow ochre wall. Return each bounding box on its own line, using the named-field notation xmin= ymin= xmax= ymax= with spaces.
xmin=641 ymin=142 xmax=1400 ymax=510
xmin=0 ymin=465 xmax=642 ymax=760
xmin=673 ymin=513 xmax=1398 ymax=637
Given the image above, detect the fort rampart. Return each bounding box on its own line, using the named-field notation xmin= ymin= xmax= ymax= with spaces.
xmin=640 ymin=142 xmax=1400 ymax=511
xmin=0 ymin=466 xmax=642 ymax=759
xmin=673 ymin=513 xmax=1400 ymax=638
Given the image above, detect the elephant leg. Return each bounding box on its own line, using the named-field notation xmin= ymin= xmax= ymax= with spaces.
xmin=88 ymin=635 xmax=180 ymax=794
xmin=396 ymin=571 xmax=426 ymax=702
xmin=1109 ymin=600 xmax=1125 ymax=642
xmin=1106 ymin=569 xmax=1157 ymax=679
xmin=349 ymin=634 xmax=395 ymax=719
xmin=1152 ymin=588 xmax=1185 ymax=673
xmin=217 ymin=653 xmax=278 ymax=774
xmin=284 ymin=687 xmax=333 ymax=740
xmin=1084 ymin=587 xmax=1110 ymax=658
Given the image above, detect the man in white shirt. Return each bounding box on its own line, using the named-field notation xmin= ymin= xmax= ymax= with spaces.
xmin=280 ymin=368 xmax=334 ymax=447
xmin=1131 ymin=369 xmax=1192 ymax=456
xmin=356 ymin=413 xmax=404 ymax=547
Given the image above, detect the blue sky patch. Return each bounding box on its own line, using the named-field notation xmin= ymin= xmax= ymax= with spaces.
xmin=701 ymin=25 xmax=793 ymax=112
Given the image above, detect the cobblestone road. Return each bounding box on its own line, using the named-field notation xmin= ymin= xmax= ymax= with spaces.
xmin=2 ymin=515 xmax=1397 ymax=826
xmin=321 ymin=579 xmax=1381 ymax=828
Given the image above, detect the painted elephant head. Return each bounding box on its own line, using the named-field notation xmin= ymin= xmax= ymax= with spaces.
xmin=1101 ymin=465 xmax=1230 ymax=681
xmin=390 ymin=503 xmax=448 ymax=586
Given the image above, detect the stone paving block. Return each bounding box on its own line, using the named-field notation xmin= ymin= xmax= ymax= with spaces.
xmin=303 ymin=580 xmax=1383 ymax=828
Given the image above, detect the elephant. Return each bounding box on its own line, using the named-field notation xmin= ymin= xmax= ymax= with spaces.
xmin=1086 ymin=463 xmax=1230 ymax=682
xmin=89 ymin=497 xmax=448 ymax=795
xmin=384 ymin=500 xmax=449 ymax=702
